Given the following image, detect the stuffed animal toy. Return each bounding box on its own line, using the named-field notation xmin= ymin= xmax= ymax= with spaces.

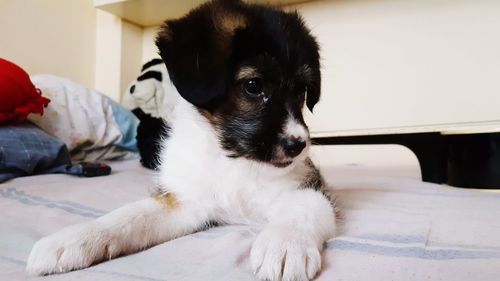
xmin=122 ymin=59 xmax=177 ymax=169
xmin=0 ymin=58 xmax=50 ymax=124
xmin=122 ymin=59 xmax=166 ymax=117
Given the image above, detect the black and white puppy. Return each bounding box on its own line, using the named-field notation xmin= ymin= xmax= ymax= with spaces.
xmin=27 ymin=1 xmax=338 ymax=280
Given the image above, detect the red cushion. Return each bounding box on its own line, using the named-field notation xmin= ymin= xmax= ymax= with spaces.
xmin=0 ymin=58 xmax=50 ymax=124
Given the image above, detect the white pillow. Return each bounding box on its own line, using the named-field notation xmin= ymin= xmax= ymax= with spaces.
xmin=28 ymin=75 xmax=139 ymax=161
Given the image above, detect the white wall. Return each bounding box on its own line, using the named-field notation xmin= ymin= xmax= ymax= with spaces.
xmin=0 ymin=0 xmax=97 ymax=87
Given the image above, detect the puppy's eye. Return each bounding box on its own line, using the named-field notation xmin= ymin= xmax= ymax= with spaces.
xmin=244 ymin=79 xmax=263 ymax=96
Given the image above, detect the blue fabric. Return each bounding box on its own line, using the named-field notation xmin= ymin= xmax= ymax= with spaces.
xmin=109 ymin=99 xmax=139 ymax=152
xmin=0 ymin=123 xmax=72 ymax=182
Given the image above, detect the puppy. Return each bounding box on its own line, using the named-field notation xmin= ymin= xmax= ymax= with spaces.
xmin=26 ymin=1 xmax=338 ymax=280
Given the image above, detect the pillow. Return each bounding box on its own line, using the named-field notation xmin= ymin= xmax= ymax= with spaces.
xmin=0 ymin=58 xmax=50 ymax=124
xmin=28 ymin=75 xmax=139 ymax=162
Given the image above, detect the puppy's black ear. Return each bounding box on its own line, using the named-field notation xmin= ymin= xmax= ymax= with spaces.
xmin=156 ymin=2 xmax=245 ymax=110
xmin=306 ymin=70 xmax=321 ymax=112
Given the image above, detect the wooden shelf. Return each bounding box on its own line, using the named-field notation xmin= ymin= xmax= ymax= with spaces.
xmin=94 ymin=0 xmax=311 ymax=27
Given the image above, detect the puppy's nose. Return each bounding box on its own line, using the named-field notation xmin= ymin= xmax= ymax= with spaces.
xmin=282 ymin=137 xmax=306 ymax=158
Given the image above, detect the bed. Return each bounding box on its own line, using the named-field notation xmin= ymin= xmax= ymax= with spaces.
xmin=1 ymin=145 xmax=500 ymax=281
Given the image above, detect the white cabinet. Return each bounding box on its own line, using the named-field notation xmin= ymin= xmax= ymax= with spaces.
xmin=297 ymin=0 xmax=500 ymax=136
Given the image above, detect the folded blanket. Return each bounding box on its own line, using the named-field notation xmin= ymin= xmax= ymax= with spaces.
xmin=0 ymin=123 xmax=72 ymax=182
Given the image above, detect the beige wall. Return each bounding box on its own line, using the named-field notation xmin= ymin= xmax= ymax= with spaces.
xmin=0 ymin=0 xmax=97 ymax=88
xmin=94 ymin=11 xmax=144 ymax=101
xmin=94 ymin=10 xmax=123 ymax=100
xmin=120 ymin=21 xmax=143 ymax=97
xmin=0 ymin=0 xmax=144 ymax=101
xmin=142 ymin=26 xmax=161 ymax=63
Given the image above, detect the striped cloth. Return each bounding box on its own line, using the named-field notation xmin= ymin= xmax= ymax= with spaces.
xmin=1 ymin=146 xmax=499 ymax=280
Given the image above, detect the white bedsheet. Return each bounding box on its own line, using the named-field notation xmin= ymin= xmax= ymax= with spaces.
xmin=1 ymin=145 xmax=500 ymax=281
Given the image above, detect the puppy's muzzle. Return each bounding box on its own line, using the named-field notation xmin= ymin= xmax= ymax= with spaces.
xmin=281 ymin=137 xmax=306 ymax=158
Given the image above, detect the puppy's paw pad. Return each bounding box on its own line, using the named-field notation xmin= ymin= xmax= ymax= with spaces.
xmin=250 ymin=227 xmax=321 ymax=281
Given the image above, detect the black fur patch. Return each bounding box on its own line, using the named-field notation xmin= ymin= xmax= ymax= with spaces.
xmin=133 ymin=108 xmax=169 ymax=170
xmin=137 ymin=71 xmax=163 ymax=82
xmin=141 ymin=58 xmax=163 ymax=71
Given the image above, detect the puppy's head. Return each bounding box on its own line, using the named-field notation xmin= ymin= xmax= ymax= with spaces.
xmin=156 ymin=0 xmax=321 ymax=168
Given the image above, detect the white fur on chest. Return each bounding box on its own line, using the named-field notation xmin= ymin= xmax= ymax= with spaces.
xmin=156 ymin=99 xmax=308 ymax=224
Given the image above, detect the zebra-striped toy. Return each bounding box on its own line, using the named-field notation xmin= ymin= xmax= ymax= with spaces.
xmin=122 ymin=58 xmax=167 ymax=118
xmin=122 ymin=59 xmax=173 ymax=169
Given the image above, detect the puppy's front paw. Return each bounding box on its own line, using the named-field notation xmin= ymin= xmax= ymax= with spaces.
xmin=250 ymin=227 xmax=321 ymax=281
xmin=26 ymin=223 xmax=111 ymax=275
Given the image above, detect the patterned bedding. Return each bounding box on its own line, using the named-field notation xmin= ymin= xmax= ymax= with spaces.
xmin=0 ymin=123 xmax=72 ymax=183
xmin=1 ymin=145 xmax=500 ymax=281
